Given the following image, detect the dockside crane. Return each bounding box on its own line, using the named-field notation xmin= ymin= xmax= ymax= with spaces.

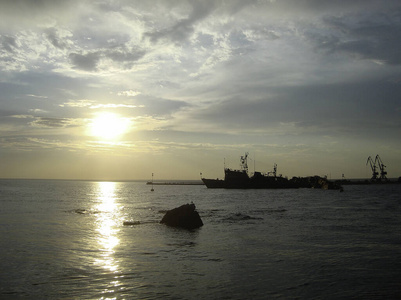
xmin=366 ymin=156 xmax=379 ymax=181
xmin=375 ymin=155 xmax=387 ymax=181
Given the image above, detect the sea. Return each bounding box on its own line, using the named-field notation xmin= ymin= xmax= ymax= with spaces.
xmin=1 ymin=179 xmax=401 ymax=299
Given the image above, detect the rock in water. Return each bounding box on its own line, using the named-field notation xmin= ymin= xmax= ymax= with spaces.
xmin=123 ymin=221 xmax=141 ymax=226
xmin=160 ymin=203 xmax=203 ymax=229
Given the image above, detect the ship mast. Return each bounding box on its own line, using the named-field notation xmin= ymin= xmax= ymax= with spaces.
xmin=240 ymin=152 xmax=249 ymax=174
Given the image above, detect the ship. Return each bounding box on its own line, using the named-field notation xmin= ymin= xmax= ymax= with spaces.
xmin=201 ymin=153 xmax=342 ymax=190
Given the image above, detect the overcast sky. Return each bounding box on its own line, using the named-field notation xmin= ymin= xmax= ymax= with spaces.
xmin=1 ymin=0 xmax=400 ymax=180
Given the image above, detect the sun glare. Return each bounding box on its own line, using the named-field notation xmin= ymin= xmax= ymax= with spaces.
xmin=89 ymin=112 xmax=131 ymax=140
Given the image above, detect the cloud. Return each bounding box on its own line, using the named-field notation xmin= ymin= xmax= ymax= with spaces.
xmin=243 ymin=28 xmax=280 ymax=42
xmin=59 ymin=100 xmax=141 ymax=110
xmin=69 ymin=52 xmax=101 ymax=71
xmin=144 ymin=0 xmax=217 ymax=44
xmin=59 ymin=100 xmax=95 ymax=108
xmin=103 ymin=47 xmax=147 ymax=69
xmin=129 ymin=94 xmax=191 ymax=118
xmin=44 ymin=27 xmax=73 ymax=50
xmin=30 ymin=117 xmax=80 ymax=128
xmin=305 ymin=8 xmax=401 ymax=65
xmin=89 ymin=104 xmax=140 ymax=109
xmin=0 ymin=0 xmax=82 ymax=32
xmin=0 ymin=136 xmax=88 ymax=153
xmin=1 ymin=0 xmax=76 ymax=12
xmin=68 ymin=46 xmax=147 ymax=72
xmin=10 ymin=115 xmax=33 ymax=119
xmin=105 ymin=47 xmax=145 ymax=62
xmin=175 ymin=78 xmax=401 ymax=138
xmin=0 ymin=29 xmax=71 ymax=72
xmin=29 ymin=109 xmax=48 ymax=114
xmin=118 ymin=90 xmax=141 ymax=97
xmin=0 ymin=36 xmax=17 ymax=53
xmin=27 ymin=94 xmax=48 ymax=99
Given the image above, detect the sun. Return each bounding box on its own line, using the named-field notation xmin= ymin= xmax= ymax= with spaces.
xmin=89 ymin=112 xmax=131 ymax=140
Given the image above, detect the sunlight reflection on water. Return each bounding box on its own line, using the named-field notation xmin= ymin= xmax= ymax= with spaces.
xmin=94 ymin=182 xmax=121 ymax=294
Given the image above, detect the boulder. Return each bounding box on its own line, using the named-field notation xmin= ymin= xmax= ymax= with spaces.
xmin=160 ymin=203 xmax=203 ymax=229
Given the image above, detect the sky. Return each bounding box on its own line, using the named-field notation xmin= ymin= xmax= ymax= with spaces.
xmin=1 ymin=0 xmax=401 ymax=180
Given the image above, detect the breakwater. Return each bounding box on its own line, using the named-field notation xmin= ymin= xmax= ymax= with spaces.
xmin=146 ymin=181 xmax=204 ymax=185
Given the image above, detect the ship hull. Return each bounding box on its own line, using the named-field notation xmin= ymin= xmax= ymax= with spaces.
xmin=201 ymin=178 xmax=225 ymax=188
xmin=202 ymin=169 xmax=296 ymax=189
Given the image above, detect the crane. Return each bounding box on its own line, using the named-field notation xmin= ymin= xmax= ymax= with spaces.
xmin=375 ymin=155 xmax=387 ymax=181
xmin=366 ymin=156 xmax=379 ymax=181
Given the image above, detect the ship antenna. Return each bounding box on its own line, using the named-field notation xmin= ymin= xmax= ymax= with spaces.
xmin=240 ymin=152 xmax=249 ymax=174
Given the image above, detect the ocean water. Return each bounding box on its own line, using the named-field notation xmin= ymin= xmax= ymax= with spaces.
xmin=1 ymin=179 xmax=401 ymax=299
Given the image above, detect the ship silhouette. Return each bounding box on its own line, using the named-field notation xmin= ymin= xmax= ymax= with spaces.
xmin=201 ymin=153 xmax=341 ymax=190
